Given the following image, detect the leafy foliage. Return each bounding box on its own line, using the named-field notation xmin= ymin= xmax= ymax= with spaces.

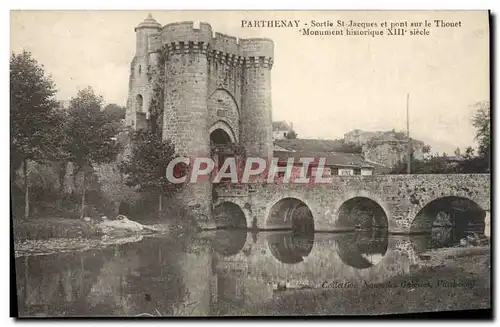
xmin=119 ymin=130 xmax=180 ymax=197
xmin=472 ymin=101 xmax=490 ymax=165
xmin=285 ymin=130 xmax=298 ymax=139
xmin=390 ymin=148 xmax=489 ymax=174
xmin=103 ymin=103 xmax=126 ymax=122
xmin=66 ymin=87 xmax=121 ymax=168
xmin=10 ymin=51 xmax=65 ymax=167
xmin=336 ymin=139 xmax=363 ymax=153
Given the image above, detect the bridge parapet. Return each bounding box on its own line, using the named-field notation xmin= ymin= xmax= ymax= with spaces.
xmin=212 ymin=174 xmax=490 ymax=233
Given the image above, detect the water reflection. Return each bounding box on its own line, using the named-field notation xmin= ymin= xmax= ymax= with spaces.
xmin=213 ymin=229 xmax=247 ymax=256
xmin=336 ymin=230 xmax=388 ymax=269
xmin=14 ymin=226 xmax=484 ymax=317
xmin=267 ymin=231 xmax=314 ymax=264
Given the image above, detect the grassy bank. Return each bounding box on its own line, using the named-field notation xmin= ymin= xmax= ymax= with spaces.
xmin=236 ymin=248 xmax=491 ymax=316
xmin=13 ymin=218 xmax=102 ymax=241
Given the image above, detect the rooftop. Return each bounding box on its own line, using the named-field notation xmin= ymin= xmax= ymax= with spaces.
xmin=275 ymin=138 xmax=346 ymax=153
xmin=135 ymin=13 xmax=162 ymax=31
xmin=272 ymin=121 xmax=292 ymax=131
xmin=274 ymin=150 xmax=374 ymax=169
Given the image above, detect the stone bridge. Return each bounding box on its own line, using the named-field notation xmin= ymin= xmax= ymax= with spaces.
xmin=212 ymin=174 xmax=491 ymax=234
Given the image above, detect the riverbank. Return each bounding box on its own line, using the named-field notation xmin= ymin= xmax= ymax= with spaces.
xmin=236 ymin=246 xmax=491 ymax=316
xmin=12 ymin=217 xmax=174 ymax=258
xmin=13 ymin=218 xmax=102 ymax=241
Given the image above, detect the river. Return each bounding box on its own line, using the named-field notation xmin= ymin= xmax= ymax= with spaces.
xmin=14 ymin=225 xmax=488 ymax=317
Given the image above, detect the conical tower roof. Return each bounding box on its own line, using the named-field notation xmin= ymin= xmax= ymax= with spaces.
xmin=135 ymin=13 xmax=162 ymax=31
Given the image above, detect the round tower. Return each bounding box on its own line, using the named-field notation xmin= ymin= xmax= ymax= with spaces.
xmin=239 ymin=39 xmax=274 ymax=161
xmin=135 ymin=13 xmax=162 ymax=55
xmin=162 ymin=22 xmax=215 ymax=229
xmin=125 ymin=14 xmax=162 ymax=129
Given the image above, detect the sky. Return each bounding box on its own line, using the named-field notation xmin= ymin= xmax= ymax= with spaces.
xmin=10 ymin=10 xmax=490 ymax=154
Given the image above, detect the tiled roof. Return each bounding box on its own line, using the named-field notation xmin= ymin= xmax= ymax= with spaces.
xmin=273 ymin=150 xmax=374 ymax=168
xmin=272 ymin=121 xmax=292 ymax=131
xmin=275 ymin=138 xmax=345 ymax=152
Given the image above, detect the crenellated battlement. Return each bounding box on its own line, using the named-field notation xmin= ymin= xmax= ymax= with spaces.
xmin=162 ymin=21 xmax=213 ymax=45
xmin=207 ymin=50 xmax=244 ymax=67
xmin=212 ymin=32 xmax=239 ymax=55
xmin=154 ymin=21 xmax=273 ymax=66
xmin=164 ymin=41 xmax=210 ymax=57
xmin=238 ymin=38 xmax=274 ymax=59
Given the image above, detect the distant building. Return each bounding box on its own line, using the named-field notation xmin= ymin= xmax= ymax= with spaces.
xmin=274 ymin=138 xmax=344 ymax=152
xmin=344 ymin=129 xmax=427 ymax=168
xmin=273 ymin=121 xmax=294 ymax=140
xmin=273 ymin=150 xmax=375 ymax=178
xmin=344 ymin=129 xmax=381 ymax=144
xmin=272 ymin=138 xmax=388 ymax=176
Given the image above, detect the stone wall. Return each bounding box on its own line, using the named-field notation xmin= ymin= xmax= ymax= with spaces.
xmin=213 ymin=174 xmax=491 ymax=234
xmin=125 ymin=20 xmax=276 ymax=226
xmin=362 ymin=140 xmax=425 ymax=168
xmin=344 ymin=129 xmax=426 ymax=168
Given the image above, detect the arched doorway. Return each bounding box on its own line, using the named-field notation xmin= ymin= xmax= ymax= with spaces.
xmin=337 ymin=197 xmax=388 ymax=231
xmin=209 ymin=120 xmax=237 ymax=146
xmin=210 ymin=128 xmax=232 ymax=146
xmin=210 ymin=124 xmax=238 ymax=184
xmin=135 ymin=94 xmax=143 ymax=112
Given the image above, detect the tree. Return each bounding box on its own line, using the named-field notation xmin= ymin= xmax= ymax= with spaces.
xmin=103 ymin=103 xmax=126 ymax=122
xmin=119 ymin=130 xmax=180 ymax=218
xmin=464 ymin=146 xmax=475 ymax=159
xmin=472 ymin=101 xmax=490 ymax=168
xmin=337 ymin=139 xmax=362 ymax=153
xmin=454 ymin=147 xmax=461 ymax=157
xmin=10 ymin=51 xmax=65 ymax=219
xmin=390 ymin=156 xmax=457 ymax=174
xmin=66 ymin=87 xmax=121 ymax=218
xmin=285 ymin=130 xmax=298 ymax=139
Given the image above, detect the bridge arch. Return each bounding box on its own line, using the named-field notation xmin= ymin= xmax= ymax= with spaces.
xmin=266 ymin=197 xmax=315 ymax=232
xmin=336 ymin=196 xmax=389 ymax=230
xmin=213 ymin=201 xmax=247 ymax=229
xmin=410 ymin=196 xmax=486 ymax=234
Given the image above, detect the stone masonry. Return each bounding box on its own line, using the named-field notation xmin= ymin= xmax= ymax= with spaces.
xmin=213 ymin=174 xmax=491 ymax=234
xmin=126 ymin=15 xmax=274 ymax=227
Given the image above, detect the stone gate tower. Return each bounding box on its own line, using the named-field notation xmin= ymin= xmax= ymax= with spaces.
xmin=126 ymin=14 xmax=274 ymax=228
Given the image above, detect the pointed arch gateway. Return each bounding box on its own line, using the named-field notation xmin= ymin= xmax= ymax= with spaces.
xmin=208 ymin=88 xmax=240 ymax=143
xmin=209 ymin=120 xmax=237 ymax=145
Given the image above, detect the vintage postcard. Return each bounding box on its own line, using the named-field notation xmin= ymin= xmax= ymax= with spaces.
xmin=10 ymin=10 xmax=491 ymax=317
